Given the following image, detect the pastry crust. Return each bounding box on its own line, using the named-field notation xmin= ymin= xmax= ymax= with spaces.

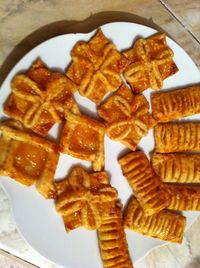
xmin=118 ymin=151 xmax=169 ymax=215
xmin=165 ymin=184 xmax=200 ymax=211
xmin=55 ymin=166 xmax=118 ymax=232
xmin=98 ymin=84 xmax=156 ymax=150
xmin=151 ymin=152 xmax=200 ymax=183
xmin=66 ymin=29 xmax=129 ymax=104
xmin=154 ymin=122 xmax=200 ymax=153
xmin=59 ymin=111 xmax=105 ymax=171
xmin=98 ymin=202 xmax=133 ymax=268
xmin=0 ymin=120 xmax=59 ymax=198
xmin=124 ymin=196 xmax=186 ymax=243
xmin=4 ymin=59 xmax=78 ymax=136
xmin=152 ymin=86 xmax=200 ymax=122
xmin=123 ymin=33 xmax=178 ymax=93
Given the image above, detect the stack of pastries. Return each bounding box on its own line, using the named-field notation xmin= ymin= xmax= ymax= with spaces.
xmin=0 ymin=28 xmax=200 ymax=268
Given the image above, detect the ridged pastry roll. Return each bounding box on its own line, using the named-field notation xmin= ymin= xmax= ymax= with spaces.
xmin=124 ymin=196 xmax=186 ymax=243
xmin=151 ymin=153 xmax=200 ymax=183
xmin=152 ymin=86 xmax=200 ymax=122
xmin=98 ymin=203 xmax=133 ymax=268
xmin=119 ymin=151 xmax=169 ymax=215
xmin=154 ymin=122 xmax=200 ymax=153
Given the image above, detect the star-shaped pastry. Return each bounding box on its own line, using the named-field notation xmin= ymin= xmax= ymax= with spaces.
xmin=123 ymin=33 xmax=178 ymax=92
xmin=4 ymin=59 xmax=78 ymax=136
xmin=98 ymin=84 xmax=156 ymax=150
xmin=66 ymin=29 xmax=129 ymax=104
xmin=55 ymin=166 xmax=118 ymax=231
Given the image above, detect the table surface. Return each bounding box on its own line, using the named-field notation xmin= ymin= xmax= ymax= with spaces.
xmin=0 ymin=1 xmax=200 ymax=267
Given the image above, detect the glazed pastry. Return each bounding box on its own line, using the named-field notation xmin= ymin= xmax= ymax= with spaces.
xmin=123 ymin=33 xmax=178 ymax=92
xmin=124 ymin=196 xmax=186 ymax=243
xmin=0 ymin=120 xmax=59 ymax=198
xmin=98 ymin=202 xmax=133 ymax=268
xmin=165 ymin=184 xmax=200 ymax=211
xmin=98 ymin=84 xmax=156 ymax=150
xmin=59 ymin=111 xmax=105 ymax=171
xmin=4 ymin=59 xmax=78 ymax=136
xmin=151 ymin=152 xmax=200 ymax=183
xmin=55 ymin=166 xmax=118 ymax=231
xmin=152 ymin=86 xmax=200 ymax=122
xmin=66 ymin=29 xmax=129 ymax=104
xmin=154 ymin=122 xmax=200 ymax=153
xmin=118 ymin=151 xmax=169 ymax=215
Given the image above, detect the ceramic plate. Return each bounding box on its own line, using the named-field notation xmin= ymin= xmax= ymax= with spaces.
xmin=0 ymin=22 xmax=200 ymax=268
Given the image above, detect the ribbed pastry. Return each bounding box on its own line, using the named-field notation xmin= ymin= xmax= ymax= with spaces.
xmin=55 ymin=166 xmax=118 ymax=231
xmin=59 ymin=111 xmax=105 ymax=171
xmin=119 ymin=151 xmax=169 ymax=215
xmin=0 ymin=120 xmax=59 ymax=198
xmin=98 ymin=84 xmax=156 ymax=150
xmin=124 ymin=196 xmax=186 ymax=243
xmin=155 ymin=122 xmax=200 ymax=153
xmin=123 ymin=33 xmax=178 ymax=93
xmin=4 ymin=59 xmax=79 ymax=136
xmin=151 ymin=152 xmax=200 ymax=183
xmin=66 ymin=29 xmax=129 ymax=104
xmin=152 ymin=86 xmax=200 ymax=122
xmin=165 ymin=184 xmax=200 ymax=211
xmin=98 ymin=202 xmax=133 ymax=268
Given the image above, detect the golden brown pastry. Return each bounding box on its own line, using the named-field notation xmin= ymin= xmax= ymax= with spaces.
xmin=55 ymin=166 xmax=118 ymax=232
xmin=151 ymin=152 xmax=200 ymax=183
xmin=0 ymin=120 xmax=59 ymax=198
xmin=4 ymin=59 xmax=78 ymax=136
xmin=66 ymin=29 xmax=129 ymax=104
xmin=123 ymin=33 xmax=178 ymax=93
xmin=59 ymin=111 xmax=105 ymax=171
xmin=164 ymin=184 xmax=200 ymax=211
xmin=124 ymin=196 xmax=186 ymax=243
xmin=152 ymin=86 xmax=200 ymax=122
xmin=98 ymin=202 xmax=133 ymax=268
xmin=118 ymin=151 xmax=169 ymax=215
xmin=98 ymin=84 xmax=156 ymax=150
xmin=154 ymin=122 xmax=200 ymax=153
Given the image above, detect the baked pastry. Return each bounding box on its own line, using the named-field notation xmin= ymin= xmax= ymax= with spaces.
xmin=154 ymin=122 xmax=200 ymax=153
xmin=165 ymin=184 xmax=200 ymax=211
xmin=55 ymin=166 xmax=118 ymax=231
xmin=151 ymin=152 xmax=200 ymax=183
xmin=66 ymin=29 xmax=129 ymax=104
xmin=4 ymin=59 xmax=78 ymax=136
xmin=118 ymin=151 xmax=169 ymax=215
xmin=152 ymin=86 xmax=200 ymax=122
xmin=98 ymin=202 xmax=133 ymax=268
xmin=124 ymin=196 xmax=186 ymax=243
xmin=59 ymin=111 xmax=105 ymax=171
xmin=123 ymin=33 xmax=178 ymax=93
xmin=98 ymin=84 xmax=156 ymax=150
xmin=0 ymin=120 xmax=59 ymax=198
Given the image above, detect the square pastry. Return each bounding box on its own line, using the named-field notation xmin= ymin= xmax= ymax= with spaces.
xmin=66 ymin=29 xmax=129 ymax=104
xmin=59 ymin=111 xmax=105 ymax=171
xmin=4 ymin=59 xmax=78 ymax=136
xmin=0 ymin=120 xmax=59 ymax=199
xmin=98 ymin=84 xmax=156 ymax=150
xmin=123 ymin=33 xmax=178 ymax=93
xmin=55 ymin=166 xmax=118 ymax=231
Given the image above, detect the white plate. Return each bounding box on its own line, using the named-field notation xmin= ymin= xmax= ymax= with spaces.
xmin=0 ymin=22 xmax=200 ymax=268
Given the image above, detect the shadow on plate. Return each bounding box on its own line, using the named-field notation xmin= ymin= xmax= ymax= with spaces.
xmin=0 ymin=11 xmax=169 ymax=87
xmin=185 ymin=257 xmax=200 ymax=268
